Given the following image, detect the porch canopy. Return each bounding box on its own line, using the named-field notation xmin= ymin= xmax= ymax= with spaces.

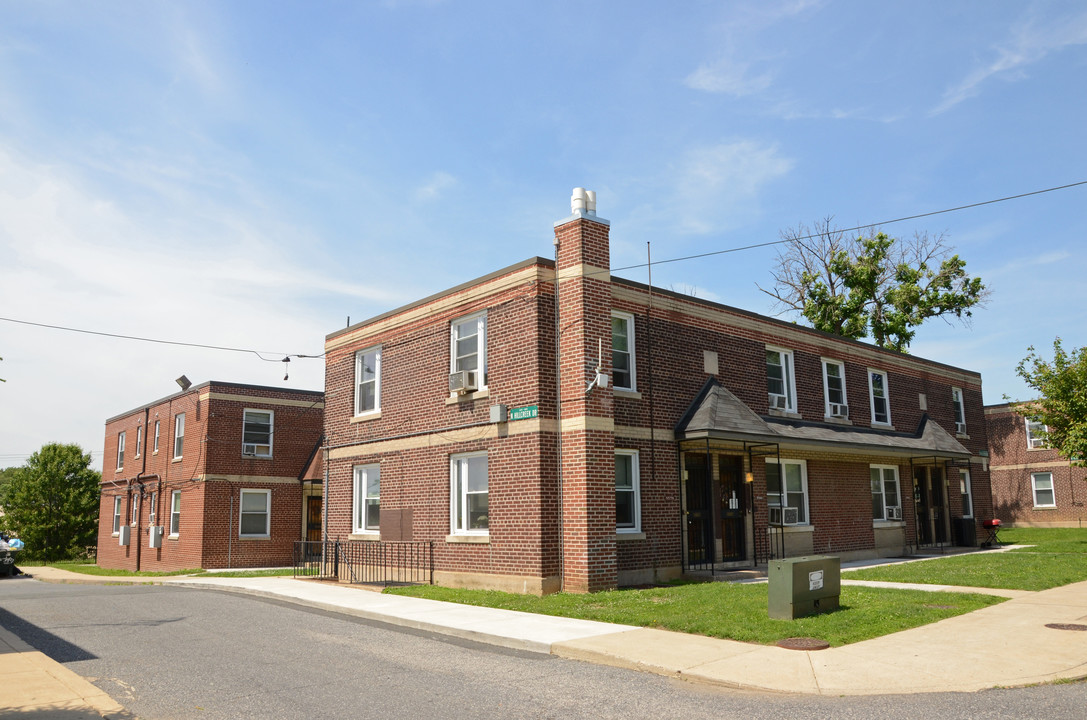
xmin=674 ymin=378 xmax=970 ymax=459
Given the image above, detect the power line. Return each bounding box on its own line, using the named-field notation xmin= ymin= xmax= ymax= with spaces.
xmin=0 ymin=316 xmax=324 ymax=361
xmin=607 ymin=179 xmax=1087 ymax=275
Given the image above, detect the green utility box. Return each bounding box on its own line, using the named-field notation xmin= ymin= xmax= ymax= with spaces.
xmin=768 ymin=555 xmax=841 ymax=620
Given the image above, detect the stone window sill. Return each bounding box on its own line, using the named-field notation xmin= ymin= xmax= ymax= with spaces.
xmin=445 ymin=534 xmax=490 ymax=544
xmin=616 ymin=531 xmax=646 ymax=541
xmin=445 ymin=389 xmax=490 ymax=405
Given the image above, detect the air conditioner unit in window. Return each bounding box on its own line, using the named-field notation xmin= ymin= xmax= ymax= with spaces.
xmin=887 ymin=506 xmax=902 ymax=521
xmin=1030 ymin=437 xmax=1045 ymax=449
xmin=243 ymin=443 xmax=271 ymax=457
xmin=768 ymin=393 xmax=788 ymax=411
xmin=449 ymin=370 xmax=478 ymax=395
xmin=955 ymin=422 xmax=967 ymax=435
xmin=829 ymin=403 xmax=849 ymax=418
xmin=769 ymin=507 xmax=799 ymax=525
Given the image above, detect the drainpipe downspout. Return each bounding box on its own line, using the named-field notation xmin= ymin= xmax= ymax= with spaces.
xmin=227 ymin=488 xmax=234 ymax=569
xmin=553 ymin=237 xmax=564 ymax=593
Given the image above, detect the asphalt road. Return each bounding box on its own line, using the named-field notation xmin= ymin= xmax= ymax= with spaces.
xmin=0 ymin=581 xmax=1084 ymax=719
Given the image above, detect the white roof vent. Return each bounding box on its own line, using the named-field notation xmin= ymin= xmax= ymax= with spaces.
xmin=571 ymin=187 xmax=597 ymax=216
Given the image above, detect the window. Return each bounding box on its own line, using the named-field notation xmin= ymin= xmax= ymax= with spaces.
xmin=130 ymin=493 xmax=139 ymax=525
xmin=173 ymin=413 xmax=185 ymax=459
xmin=821 ymin=359 xmax=847 ymax=417
xmin=1025 ymin=418 xmax=1048 ymax=449
xmin=116 ymin=431 xmax=126 ymax=469
xmin=353 ymin=464 xmax=381 ymax=534
xmin=960 ymin=469 xmax=974 ymax=518
xmin=450 ymin=452 xmax=488 ymax=534
xmin=868 ymin=369 xmax=891 ymax=425
xmin=871 ymin=465 xmax=902 ymax=521
xmin=242 ymin=409 xmax=273 ymax=457
xmin=765 ymin=458 xmax=808 ymax=525
xmin=615 ymin=450 xmax=641 ymax=532
xmin=170 ymin=490 xmax=181 ymax=536
xmin=135 ymin=425 xmax=143 ymax=458
xmin=611 ymin=312 xmax=636 ymax=391
xmin=153 ymin=420 xmax=160 ymax=454
xmin=1032 ymin=472 xmax=1055 ymax=508
xmin=951 ymin=387 xmax=966 ymax=434
xmin=239 ymin=489 xmax=271 ymax=537
xmin=450 ymin=312 xmax=487 ymax=389
xmin=355 ymin=346 xmax=382 ymax=415
xmin=766 ymin=348 xmax=796 ymax=412
xmin=112 ymin=497 xmax=122 ymax=534
xmin=149 ymin=491 xmax=157 ymax=526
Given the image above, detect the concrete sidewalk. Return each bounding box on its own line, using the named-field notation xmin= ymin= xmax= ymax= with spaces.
xmin=3 ymin=566 xmax=1086 ymax=718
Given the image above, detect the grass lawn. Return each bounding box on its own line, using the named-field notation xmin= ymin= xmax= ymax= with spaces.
xmin=845 ymin=527 xmax=1087 ymax=591
xmin=386 ymin=582 xmax=1002 ymax=647
xmin=43 ymin=562 xmax=204 ymax=577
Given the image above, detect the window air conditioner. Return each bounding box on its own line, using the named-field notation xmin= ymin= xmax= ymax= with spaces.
xmin=118 ymin=525 xmax=130 ymax=546
xmin=243 ymin=443 xmax=271 ymax=457
xmin=887 ymin=506 xmax=902 ymax=521
xmin=955 ymin=422 xmax=967 ymax=435
xmin=1030 ymin=437 xmax=1045 ymax=449
xmin=829 ymin=403 xmax=849 ymax=418
xmin=768 ymin=393 xmax=788 ymax=411
xmin=449 ymin=370 xmax=478 ymax=395
xmin=783 ymin=507 xmax=799 ymax=525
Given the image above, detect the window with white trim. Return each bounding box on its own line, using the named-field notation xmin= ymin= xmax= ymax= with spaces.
xmin=871 ymin=465 xmax=902 ymax=521
xmin=959 ymin=468 xmax=974 ymax=518
xmin=149 ymin=491 xmax=157 ymax=526
xmin=766 ymin=348 xmax=796 ymax=412
xmin=1025 ymin=418 xmax=1048 ymax=449
xmin=112 ymin=497 xmax=122 ymax=534
xmin=450 ymin=312 xmax=487 ymax=389
xmin=355 ymin=346 xmax=382 ymax=415
xmin=821 ymin=358 xmax=847 ymax=417
xmin=765 ymin=458 xmax=808 ymax=525
xmin=615 ymin=450 xmax=641 ymax=532
xmin=242 ymin=409 xmax=273 ymax=458
xmin=170 ymin=490 xmax=181 ymax=536
xmin=868 ymin=369 xmax=891 ymax=425
xmin=116 ymin=431 xmax=126 ymax=470
xmin=239 ymin=489 xmax=271 ymax=537
xmin=173 ymin=413 xmax=185 ymax=459
xmin=135 ymin=425 xmax=143 ymax=458
xmin=1031 ymin=472 xmax=1055 ymax=508
xmin=130 ymin=492 xmax=139 ymax=525
xmin=450 ymin=452 xmax=488 ymax=534
xmin=611 ymin=312 xmax=636 ymax=391
xmin=951 ymin=387 xmax=966 ymax=434
xmin=353 ymin=464 xmax=381 ymax=534
xmin=153 ymin=420 xmax=160 ymax=454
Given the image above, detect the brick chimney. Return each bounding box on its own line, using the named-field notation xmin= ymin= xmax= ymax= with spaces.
xmin=554 ymin=188 xmax=616 ymax=593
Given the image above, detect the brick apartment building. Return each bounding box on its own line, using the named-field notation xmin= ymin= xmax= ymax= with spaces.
xmin=321 ymin=189 xmax=993 ymax=594
xmin=986 ymin=402 xmax=1087 ymax=527
xmin=97 ymin=381 xmax=324 ymax=571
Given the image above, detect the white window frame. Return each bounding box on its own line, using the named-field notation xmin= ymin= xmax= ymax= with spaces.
xmin=153 ymin=420 xmax=160 ymax=454
xmin=239 ymin=488 xmax=272 ymax=538
xmin=149 ymin=490 xmax=157 ymax=526
xmin=1031 ymin=472 xmax=1056 ymax=508
xmin=116 ymin=431 xmax=126 ymax=470
xmin=173 ymin=413 xmax=185 ymax=459
xmin=130 ymin=492 xmax=139 ymax=525
xmin=352 ymin=464 xmax=381 ymax=534
xmin=959 ymin=468 xmax=974 ymax=519
xmin=112 ymin=496 xmax=122 ymax=534
xmin=241 ymin=409 xmax=274 ymax=458
xmin=821 ymin=358 xmax=847 ymax=417
xmin=766 ymin=347 xmax=797 ymax=413
xmin=615 ymin=449 xmax=641 ymax=533
xmin=870 ymin=464 xmax=902 ymax=522
xmin=868 ymin=369 xmax=891 ymax=426
xmin=354 ymin=345 xmax=382 ymax=416
xmin=170 ymin=490 xmax=181 ymax=536
xmin=135 ymin=425 xmax=143 ymax=459
xmin=1025 ymin=418 xmax=1048 ymax=449
xmin=611 ymin=312 xmax=637 ymax=392
xmin=765 ymin=458 xmax=809 ymax=525
xmin=450 ymin=451 xmax=489 ymax=535
xmin=951 ymin=387 xmax=966 ymax=434
xmin=450 ymin=312 xmax=487 ymax=390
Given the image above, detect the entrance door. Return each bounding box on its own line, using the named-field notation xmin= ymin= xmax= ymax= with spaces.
xmin=306 ymin=496 xmax=323 ymax=542
xmin=913 ymin=467 xmax=949 ymax=546
xmin=684 ymin=453 xmax=714 ymax=564
xmin=718 ymin=456 xmax=746 ymax=561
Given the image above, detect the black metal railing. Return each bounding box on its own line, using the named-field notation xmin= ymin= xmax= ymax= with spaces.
xmin=293 ymin=540 xmax=434 ymax=587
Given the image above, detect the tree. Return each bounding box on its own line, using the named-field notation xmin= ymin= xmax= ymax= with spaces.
xmin=2 ymin=443 xmax=101 ymax=561
xmin=1014 ymin=338 xmax=1087 ymax=467
xmin=759 ymin=218 xmax=988 ymax=352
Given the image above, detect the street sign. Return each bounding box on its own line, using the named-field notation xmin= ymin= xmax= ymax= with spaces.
xmin=509 ymin=405 xmax=538 ymax=421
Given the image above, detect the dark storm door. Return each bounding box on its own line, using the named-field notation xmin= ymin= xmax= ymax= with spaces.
xmin=914 ymin=468 xmax=933 ymax=545
xmin=306 ymin=496 xmax=323 ymax=542
xmin=718 ymin=456 xmax=746 ymax=561
xmin=931 ymin=468 xmax=949 ymax=544
xmin=685 ymin=453 xmax=714 ymax=564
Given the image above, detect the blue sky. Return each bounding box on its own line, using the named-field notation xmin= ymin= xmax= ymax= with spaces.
xmin=1 ymin=1 xmax=1085 ymax=470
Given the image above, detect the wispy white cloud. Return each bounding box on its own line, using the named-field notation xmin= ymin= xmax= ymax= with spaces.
xmin=415 ymin=171 xmax=457 ymax=201
xmin=684 ymin=59 xmax=773 ymax=96
xmin=931 ymin=7 xmax=1087 ymax=115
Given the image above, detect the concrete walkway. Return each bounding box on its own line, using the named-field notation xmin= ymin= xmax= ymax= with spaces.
xmin=3 ymin=566 xmax=1087 ymax=717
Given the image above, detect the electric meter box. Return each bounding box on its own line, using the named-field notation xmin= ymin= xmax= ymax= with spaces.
xmin=768 ymin=555 xmax=841 ymax=620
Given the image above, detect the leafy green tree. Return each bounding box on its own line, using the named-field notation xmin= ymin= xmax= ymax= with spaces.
xmin=760 ymin=219 xmax=988 ymax=352
xmin=0 ymin=466 xmax=16 ymax=507
xmin=1014 ymin=338 xmax=1087 ymax=467
xmin=2 ymin=443 xmax=101 ymax=561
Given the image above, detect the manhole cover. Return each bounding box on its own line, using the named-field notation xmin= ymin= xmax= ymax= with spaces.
xmin=1045 ymin=623 xmax=1087 ymax=632
xmin=777 ymin=637 xmax=830 ymax=651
